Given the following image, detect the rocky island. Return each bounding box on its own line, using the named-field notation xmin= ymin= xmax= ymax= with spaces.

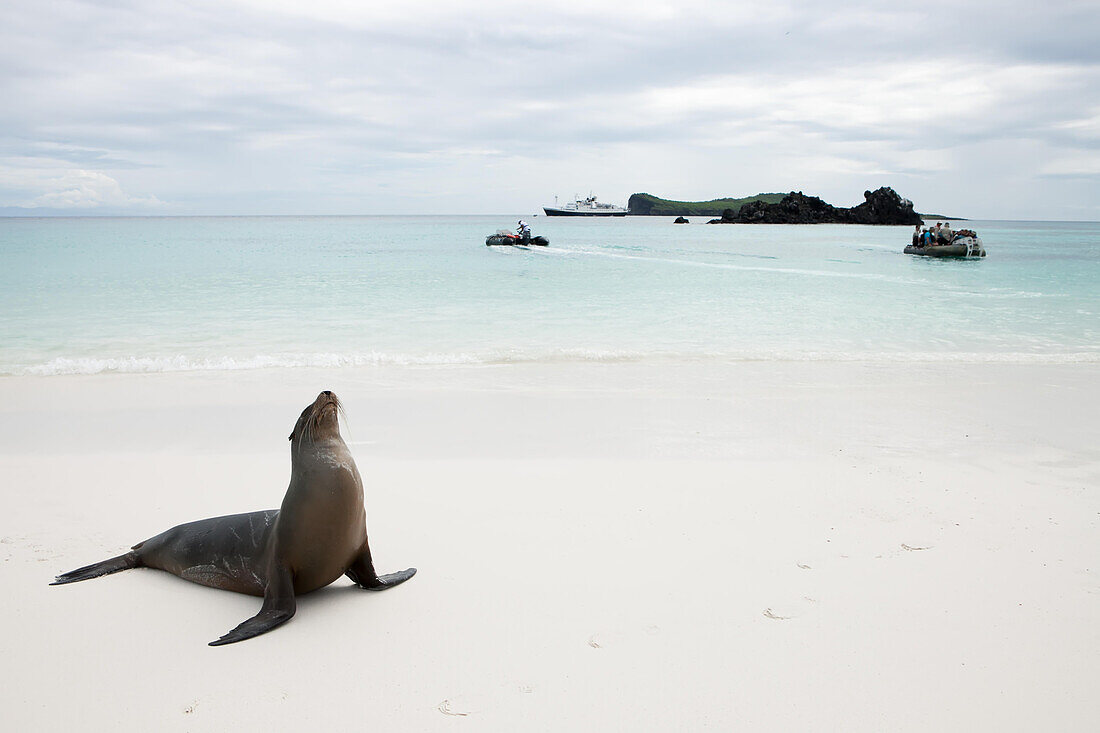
xmin=707 ymin=187 xmax=923 ymax=225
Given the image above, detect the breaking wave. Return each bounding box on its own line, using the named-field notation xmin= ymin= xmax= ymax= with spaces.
xmin=6 ymin=348 xmax=1099 ymax=376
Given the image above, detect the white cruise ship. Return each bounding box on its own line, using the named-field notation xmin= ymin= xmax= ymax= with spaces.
xmin=543 ymin=194 xmax=629 ymax=217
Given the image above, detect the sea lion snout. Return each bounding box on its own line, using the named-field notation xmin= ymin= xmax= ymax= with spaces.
xmin=289 ymin=392 xmax=342 ymax=442
xmin=316 ymin=391 xmax=339 ymax=416
xmin=309 ymin=390 xmax=338 ymax=412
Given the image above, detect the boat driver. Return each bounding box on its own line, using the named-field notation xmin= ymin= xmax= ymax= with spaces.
xmin=517 ymin=220 xmax=531 ymax=238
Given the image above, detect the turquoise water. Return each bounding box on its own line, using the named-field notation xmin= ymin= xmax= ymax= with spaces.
xmin=1 ymin=216 xmax=1097 ymax=375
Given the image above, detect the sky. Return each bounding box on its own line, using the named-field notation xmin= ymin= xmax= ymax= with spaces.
xmin=2 ymin=0 xmax=1099 ymax=219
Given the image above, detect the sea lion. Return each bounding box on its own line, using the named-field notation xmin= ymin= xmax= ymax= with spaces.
xmin=51 ymin=390 xmax=416 ymax=646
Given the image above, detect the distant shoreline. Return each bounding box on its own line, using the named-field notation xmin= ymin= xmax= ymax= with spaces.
xmin=626 ymin=192 xmax=785 ymax=217
xmin=628 ymin=191 xmax=964 ymax=221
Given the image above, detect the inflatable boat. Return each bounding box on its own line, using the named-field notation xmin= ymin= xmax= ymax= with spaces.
xmin=485 ymin=232 xmax=549 ymax=247
xmin=905 ymin=231 xmax=985 ymax=258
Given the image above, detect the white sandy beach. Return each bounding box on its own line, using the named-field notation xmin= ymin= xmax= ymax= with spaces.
xmin=2 ymin=361 xmax=1098 ymax=731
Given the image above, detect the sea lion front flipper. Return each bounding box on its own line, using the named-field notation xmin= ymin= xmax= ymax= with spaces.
xmin=344 ymin=543 xmax=417 ymax=591
xmin=367 ymin=568 xmax=417 ymax=589
xmin=209 ymin=561 xmax=296 ymax=646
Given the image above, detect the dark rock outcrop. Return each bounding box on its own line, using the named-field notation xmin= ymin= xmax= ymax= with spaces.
xmin=673 ymin=216 xmax=689 ymax=224
xmin=847 ymin=187 xmax=923 ymax=225
xmin=710 ymin=187 xmax=923 ymax=225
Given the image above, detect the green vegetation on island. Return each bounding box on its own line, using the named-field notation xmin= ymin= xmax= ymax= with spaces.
xmin=627 ymin=192 xmax=787 ymax=217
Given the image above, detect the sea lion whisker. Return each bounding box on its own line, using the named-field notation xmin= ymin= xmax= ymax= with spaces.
xmin=336 ymin=400 xmax=348 ymax=436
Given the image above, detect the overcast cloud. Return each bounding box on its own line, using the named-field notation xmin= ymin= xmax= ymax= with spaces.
xmin=2 ymin=0 xmax=1098 ymax=218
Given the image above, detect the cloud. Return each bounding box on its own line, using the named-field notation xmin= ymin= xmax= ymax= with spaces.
xmin=1051 ymin=109 xmax=1100 ymax=142
xmin=0 ymin=0 xmax=1098 ymax=217
xmin=0 ymin=167 xmax=165 ymax=209
xmin=1039 ymin=154 xmax=1100 ymax=177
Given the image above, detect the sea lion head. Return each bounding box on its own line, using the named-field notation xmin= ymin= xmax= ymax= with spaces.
xmin=288 ymin=390 xmax=344 ymax=446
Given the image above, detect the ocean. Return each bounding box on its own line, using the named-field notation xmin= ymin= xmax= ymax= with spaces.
xmin=1 ymin=215 xmax=1097 ymax=376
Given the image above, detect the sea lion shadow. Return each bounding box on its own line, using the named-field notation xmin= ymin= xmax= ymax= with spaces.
xmin=179 ymin=577 xmax=396 ymax=640
xmin=301 ymin=580 xmax=370 ymax=604
xmin=197 ymin=577 xmax=388 ymax=610
xmin=295 ymin=579 xmax=405 ymax=613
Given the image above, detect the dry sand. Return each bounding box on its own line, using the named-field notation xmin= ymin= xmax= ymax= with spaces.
xmin=2 ymin=361 xmax=1098 ymax=731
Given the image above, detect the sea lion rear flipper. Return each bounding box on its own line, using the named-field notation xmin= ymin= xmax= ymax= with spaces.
xmin=50 ymin=551 xmax=140 ymax=585
xmin=209 ymin=561 xmax=296 ymax=646
xmin=345 ymin=544 xmax=417 ymax=591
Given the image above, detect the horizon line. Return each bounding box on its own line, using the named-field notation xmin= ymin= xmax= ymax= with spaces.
xmin=3 ymin=213 xmax=1100 ymax=224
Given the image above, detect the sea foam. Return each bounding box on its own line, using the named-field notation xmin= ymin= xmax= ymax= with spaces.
xmin=8 ymin=348 xmax=1098 ymax=377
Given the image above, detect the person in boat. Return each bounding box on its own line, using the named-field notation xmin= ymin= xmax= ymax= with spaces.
xmin=921 ymin=227 xmax=934 ymax=247
xmin=517 ymin=220 xmax=530 ymax=240
xmin=912 ymin=224 xmax=922 ymax=248
xmin=941 ymin=222 xmax=954 ymax=242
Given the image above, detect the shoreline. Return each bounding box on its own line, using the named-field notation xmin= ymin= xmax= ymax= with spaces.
xmin=4 ymin=348 xmax=1099 ymax=379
